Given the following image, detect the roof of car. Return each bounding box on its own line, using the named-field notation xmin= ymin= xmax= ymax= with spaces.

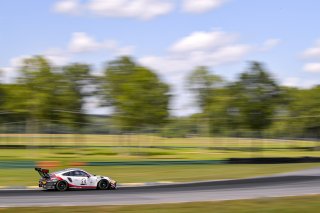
xmin=53 ymin=168 xmax=85 ymax=174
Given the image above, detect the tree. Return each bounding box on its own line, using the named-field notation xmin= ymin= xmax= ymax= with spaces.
xmin=61 ymin=63 xmax=95 ymax=127
xmin=230 ymin=62 xmax=281 ymax=134
xmin=0 ymin=84 xmax=6 ymax=123
xmin=1 ymin=84 xmax=30 ymax=122
xmin=102 ymin=56 xmax=170 ymax=130
xmin=286 ymin=86 xmax=320 ymax=138
xmin=14 ymin=56 xmax=88 ymax=132
xmin=186 ymin=66 xmax=224 ymax=136
xmin=17 ymin=56 xmax=58 ymax=130
xmin=63 ymin=63 xmax=94 ymax=97
xmin=186 ymin=66 xmax=223 ymax=112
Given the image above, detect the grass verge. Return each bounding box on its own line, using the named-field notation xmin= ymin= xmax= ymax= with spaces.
xmin=1 ymin=195 xmax=320 ymax=212
xmin=2 ymin=146 xmax=320 ymax=162
xmin=1 ymin=135 xmax=319 ymax=162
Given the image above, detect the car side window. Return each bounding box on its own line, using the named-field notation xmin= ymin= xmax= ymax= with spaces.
xmin=62 ymin=172 xmax=70 ymax=176
xmin=78 ymin=171 xmax=89 ymax=177
xmin=73 ymin=170 xmax=87 ymax=176
xmin=63 ymin=170 xmax=88 ymax=177
xmin=69 ymin=171 xmax=76 ymax=176
xmin=73 ymin=170 xmax=80 ymax=176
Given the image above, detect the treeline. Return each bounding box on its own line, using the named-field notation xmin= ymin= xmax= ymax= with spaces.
xmin=0 ymin=56 xmax=320 ymax=138
xmin=0 ymin=56 xmax=169 ymax=133
xmin=167 ymin=63 xmax=320 ymax=138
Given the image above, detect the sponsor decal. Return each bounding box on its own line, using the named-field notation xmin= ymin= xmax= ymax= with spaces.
xmin=81 ymin=178 xmax=87 ymax=185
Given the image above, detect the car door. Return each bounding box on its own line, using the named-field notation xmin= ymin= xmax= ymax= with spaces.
xmin=72 ymin=170 xmax=87 ymax=187
xmin=62 ymin=171 xmax=75 ymax=185
xmin=78 ymin=171 xmax=96 ymax=187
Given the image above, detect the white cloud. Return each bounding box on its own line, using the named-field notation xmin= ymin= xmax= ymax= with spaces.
xmin=1 ymin=32 xmax=134 ymax=83
xmin=43 ymin=48 xmax=71 ymax=65
xmin=88 ymin=0 xmax=174 ymax=20
xmin=68 ymin=32 xmax=102 ymax=53
xmin=302 ymin=39 xmax=320 ymax=59
xmin=0 ymin=67 xmax=14 ymax=83
xmin=208 ymin=45 xmax=252 ymax=64
xmin=301 ymin=39 xmax=320 ymax=73
xmin=139 ymin=29 xmax=253 ymax=116
xmin=303 ymin=63 xmax=320 ymax=73
xmin=282 ymin=77 xmax=318 ymax=88
xmin=53 ymin=0 xmax=230 ymax=20
xmin=1 ymin=50 xmax=74 ymax=83
xmin=170 ymin=30 xmax=236 ymax=53
xmin=114 ymin=45 xmax=135 ymax=56
xmin=53 ymin=0 xmax=174 ymax=20
xmin=140 ymin=29 xmax=252 ymax=74
xmin=9 ymin=55 xmax=29 ymax=67
xmin=261 ymin=38 xmax=281 ymax=51
xmin=53 ymin=0 xmax=82 ymax=15
xmin=282 ymin=77 xmax=300 ymax=87
xmin=0 ymin=55 xmax=30 ymax=83
xmin=140 ymin=45 xmax=251 ymax=76
xmin=182 ymin=0 xmax=228 ymax=13
xmin=68 ymin=32 xmax=134 ymax=55
xmin=7 ymin=52 xmax=70 ymax=69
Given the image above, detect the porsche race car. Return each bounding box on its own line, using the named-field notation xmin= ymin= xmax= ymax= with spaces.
xmin=35 ymin=167 xmax=117 ymax=191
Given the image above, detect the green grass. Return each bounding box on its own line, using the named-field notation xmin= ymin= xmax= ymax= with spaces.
xmin=2 ymin=195 xmax=320 ymax=212
xmin=1 ymin=134 xmax=319 ymax=162
xmin=0 ymin=134 xmax=317 ymax=148
xmin=1 ymin=135 xmax=320 ymax=186
xmin=1 ymin=146 xmax=320 ymax=162
xmin=1 ymin=163 xmax=320 ymax=186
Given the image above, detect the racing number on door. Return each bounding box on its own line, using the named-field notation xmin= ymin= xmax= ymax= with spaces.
xmin=81 ymin=178 xmax=87 ymax=185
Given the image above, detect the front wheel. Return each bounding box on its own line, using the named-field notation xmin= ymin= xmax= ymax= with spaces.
xmin=97 ymin=180 xmax=109 ymax=190
xmin=56 ymin=180 xmax=68 ymax=191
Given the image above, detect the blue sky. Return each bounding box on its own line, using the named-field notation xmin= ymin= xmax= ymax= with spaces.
xmin=1 ymin=0 xmax=320 ymax=115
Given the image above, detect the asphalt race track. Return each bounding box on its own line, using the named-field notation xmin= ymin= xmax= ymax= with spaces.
xmin=1 ymin=168 xmax=320 ymax=207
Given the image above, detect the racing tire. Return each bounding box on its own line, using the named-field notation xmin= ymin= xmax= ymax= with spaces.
xmin=55 ymin=180 xmax=68 ymax=191
xmin=97 ymin=180 xmax=110 ymax=190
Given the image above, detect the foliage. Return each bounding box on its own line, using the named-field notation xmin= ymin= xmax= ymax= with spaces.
xmin=229 ymin=62 xmax=281 ymax=133
xmin=101 ymin=56 xmax=170 ymax=130
xmin=283 ymin=86 xmax=320 ymax=138
xmin=160 ymin=117 xmax=199 ymax=137
xmin=0 ymin=56 xmax=320 ymax=138
xmin=186 ymin=66 xmax=223 ymax=112
xmin=2 ymin=56 xmax=94 ymax=131
xmin=61 ymin=63 xmax=96 ymax=127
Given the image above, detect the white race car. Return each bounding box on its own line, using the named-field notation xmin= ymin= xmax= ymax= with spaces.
xmin=35 ymin=167 xmax=117 ymax=191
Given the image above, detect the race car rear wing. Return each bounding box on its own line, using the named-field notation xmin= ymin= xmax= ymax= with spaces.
xmin=35 ymin=167 xmax=50 ymax=178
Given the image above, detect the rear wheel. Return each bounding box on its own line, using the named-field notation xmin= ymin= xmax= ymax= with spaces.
xmin=56 ymin=181 xmax=68 ymax=191
xmin=97 ymin=180 xmax=109 ymax=190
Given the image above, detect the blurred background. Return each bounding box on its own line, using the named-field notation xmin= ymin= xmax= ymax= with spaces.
xmin=1 ymin=0 xmax=320 ymax=191
xmin=2 ymin=1 xmax=320 ymax=212
xmin=1 ymin=56 xmax=320 ymax=186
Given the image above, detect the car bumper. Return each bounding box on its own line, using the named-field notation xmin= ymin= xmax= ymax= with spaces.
xmin=110 ymin=180 xmax=117 ymax=189
xmin=39 ymin=181 xmax=56 ymax=190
